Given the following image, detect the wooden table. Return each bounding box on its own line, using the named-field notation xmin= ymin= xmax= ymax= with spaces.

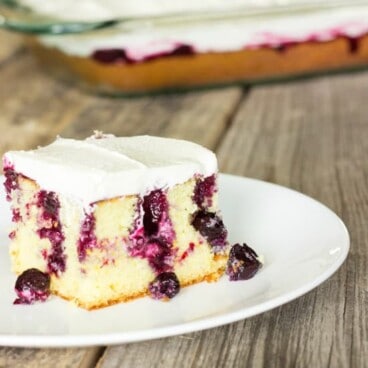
xmin=0 ymin=30 xmax=367 ymax=368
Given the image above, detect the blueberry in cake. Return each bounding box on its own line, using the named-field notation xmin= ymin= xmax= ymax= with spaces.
xmin=3 ymin=134 xmax=235 ymax=309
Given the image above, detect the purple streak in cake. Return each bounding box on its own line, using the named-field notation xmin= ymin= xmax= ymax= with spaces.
xmin=3 ymin=167 xmax=19 ymax=201
xmin=180 ymin=242 xmax=195 ymax=262
xmin=92 ymin=44 xmax=194 ymax=65
xmin=346 ymin=36 xmax=360 ymax=53
xmin=128 ymin=190 xmax=176 ymax=274
xmin=143 ymin=190 xmax=167 ymax=236
xmin=12 ymin=208 xmax=22 ymax=223
xmin=14 ymin=268 xmax=50 ymax=305
xmin=36 ymin=191 xmax=66 ymax=275
xmin=77 ymin=212 xmax=97 ymax=261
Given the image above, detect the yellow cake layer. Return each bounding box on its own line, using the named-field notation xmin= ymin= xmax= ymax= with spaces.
xmin=9 ymin=176 xmax=228 ymax=309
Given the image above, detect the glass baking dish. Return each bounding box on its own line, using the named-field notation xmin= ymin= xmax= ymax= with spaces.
xmin=1 ymin=0 xmax=368 ymax=96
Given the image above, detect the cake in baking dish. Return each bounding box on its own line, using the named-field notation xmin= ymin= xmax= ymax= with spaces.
xmin=21 ymin=1 xmax=368 ymax=94
xmin=3 ymin=134 xmax=230 ymax=309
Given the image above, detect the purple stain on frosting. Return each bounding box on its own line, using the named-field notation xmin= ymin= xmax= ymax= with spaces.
xmin=242 ymin=22 xmax=367 ymax=55
xmin=92 ymin=44 xmax=194 ymax=64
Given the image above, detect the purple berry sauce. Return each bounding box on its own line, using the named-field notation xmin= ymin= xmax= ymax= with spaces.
xmin=272 ymin=36 xmax=361 ymax=54
xmin=12 ymin=208 xmax=22 ymax=223
xmin=92 ymin=49 xmax=127 ymax=63
xmin=148 ymin=272 xmax=180 ymax=300
xmin=193 ymin=175 xmax=216 ymax=209
xmin=36 ymin=191 xmax=66 ymax=275
xmin=226 ymin=243 xmax=262 ymax=281
xmin=14 ymin=268 xmax=50 ymax=305
xmin=77 ymin=212 xmax=97 ymax=262
xmin=192 ymin=210 xmax=227 ymax=253
xmin=128 ymin=190 xmax=176 ymax=274
xmin=3 ymin=167 xmax=19 ymax=201
xmin=346 ymin=36 xmax=360 ymax=53
xmin=180 ymin=242 xmax=195 ymax=262
xmin=92 ymin=44 xmax=194 ymax=65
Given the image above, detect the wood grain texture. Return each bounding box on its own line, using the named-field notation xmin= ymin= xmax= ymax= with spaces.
xmin=0 ymin=43 xmax=243 ymax=367
xmin=0 ymin=31 xmax=23 ymax=64
xmin=60 ymin=87 xmax=243 ymax=148
xmin=0 ymin=53 xmax=87 ymax=158
xmin=98 ymin=72 xmax=368 ymax=368
xmin=0 ymin=348 xmax=97 ymax=368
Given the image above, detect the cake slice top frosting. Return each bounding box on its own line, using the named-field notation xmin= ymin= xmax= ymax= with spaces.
xmin=4 ymin=135 xmax=217 ymax=205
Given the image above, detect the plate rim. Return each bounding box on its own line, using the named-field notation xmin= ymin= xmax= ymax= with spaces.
xmin=0 ymin=173 xmax=350 ymax=347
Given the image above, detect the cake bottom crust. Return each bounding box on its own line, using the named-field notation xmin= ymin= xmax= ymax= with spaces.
xmin=53 ymin=263 xmax=226 ymax=310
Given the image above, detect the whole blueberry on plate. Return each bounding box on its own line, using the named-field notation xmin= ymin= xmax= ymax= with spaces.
xmin=226 ymin=243 xmax=262 ymax=281
xmin=14 ymin=268 xmax=51 ymax=305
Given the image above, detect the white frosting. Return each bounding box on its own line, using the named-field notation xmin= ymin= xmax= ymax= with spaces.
xmin=33 ymin=5 xmax=368 ymax=61
xmin=20 ymin=0 xmax=346 ymax=21
xmin=4 ymin=135 xmax=217 ymax=205
xmin=19 ymin=0 xmax=368 ymax=21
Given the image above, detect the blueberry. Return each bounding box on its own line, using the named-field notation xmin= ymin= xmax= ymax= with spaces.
xmin=226 ymin=243 xmax=262 ymax=281
xmin=192 ymin=211 xmax=227 ymax=249
xmin=148 ymin=272 xmax=180 ymax=300
xmin=143 ymin=190 xmax=167 ymax=236
xmin=193 ymin=175 xmax=216 ymax=208
xmin=40 ymin=191 xmax=59 ymax=216
xmin=92 ymin=49 xmax=128 ymax=63
xmin=146 ymin=238 xmax=172 ymax=274
xmin=4 ymin=168 xmax=19 ymax=201
xmin=14 ymin=268 xmax=50 ymax=304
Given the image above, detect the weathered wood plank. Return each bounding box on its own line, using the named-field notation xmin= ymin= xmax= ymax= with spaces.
xmin=60 ymin=87 xmax=243 ymax=148
xmin=98 ymin=72 xmax=368 ymax=368
xmin=0 ymin=347 xmax=94 ymax=368
xmin=0 ymin=30 xmax=24 ymax=64
xmin=0 ymin=53 xmax=89 ymax=157
xmin=0 ymin=42 xmax=243 ymax=367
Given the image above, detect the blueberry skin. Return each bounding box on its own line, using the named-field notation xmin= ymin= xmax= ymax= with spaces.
xmin=149 ymin=272 xmax=180 ymax=300
xmin=14 ymin=268 xmax=50 ymax=304
xmin=226 ymin=243 xmax=262 ymax=281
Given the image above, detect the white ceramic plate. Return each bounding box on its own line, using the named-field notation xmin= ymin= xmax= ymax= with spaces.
xmin=0 ymin=174 xmax=349 ymax=347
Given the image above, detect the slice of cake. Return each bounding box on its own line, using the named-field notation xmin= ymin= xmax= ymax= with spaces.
xmin=3 ymin=134 xmax=229 ymax=309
